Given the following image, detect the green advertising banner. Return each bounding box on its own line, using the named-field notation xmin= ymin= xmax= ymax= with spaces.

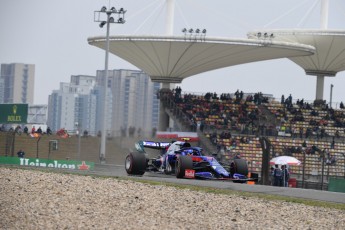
xmin=0 ymin=104 xmax=28 ymax=123
xmin=0 ymin=156 xmax=94 ymax=170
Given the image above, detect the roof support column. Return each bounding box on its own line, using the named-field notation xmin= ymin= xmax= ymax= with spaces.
xmin=159 ymin=82 xmax=171 ymax=131
xmin=315 ymin=75 xmax=325 ymax=100
xmin=165 ymin=0 xmax=175 ymax=35
xmin=320 ymin=0 xmax=329 ymax=29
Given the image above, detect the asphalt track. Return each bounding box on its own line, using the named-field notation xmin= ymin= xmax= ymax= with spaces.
xmin=79 ymin=163 xmax=345 ymax=204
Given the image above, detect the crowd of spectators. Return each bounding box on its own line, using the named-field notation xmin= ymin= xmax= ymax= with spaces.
xmin=159 ymin=88 xmax=345 ymax=168
xmin=170 ymin=88 xmax=266 ymax=136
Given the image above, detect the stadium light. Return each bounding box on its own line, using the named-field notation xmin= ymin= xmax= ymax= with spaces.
xmin=94 ymin=6 xmax=126 ymax=163
xmin=183 ymin=28 xmax=207 ymax=41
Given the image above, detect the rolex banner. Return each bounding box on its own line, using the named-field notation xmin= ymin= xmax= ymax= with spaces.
xmin=0 ymin=104 xmax=28 ymax=123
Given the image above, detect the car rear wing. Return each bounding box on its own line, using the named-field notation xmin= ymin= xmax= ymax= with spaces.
xmin=135 ymin=140 xmax=171 ymax=153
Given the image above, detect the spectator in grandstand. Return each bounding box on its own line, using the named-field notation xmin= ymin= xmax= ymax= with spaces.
xmin=299 ymin=127 xmax=304 ymax=139
xmin=235 ymin=90 xmax=240 ymax=100
xmin=340 ymin=101 xmax=344 ymax=109
xmin=310 ymin=110 xmax=319 ymax=116
xmin=17 ymin=149 xmax=25 ymax=158
xmin=189 ymin=117 xmax=197 ymax=132
xmin=302 ymin=140 xmax=307 ymax=148
xmin=15 ymin=125 xmax=22 ymax=135
xmin=330 ymin=138 xmax=335 ymax=149
xmin=320 ymin=127 xmax=326 ymax=139
xmin=199 ymin=119 xmax=205 ymax=132
xmin=305 ymin=127 xmax=312 ymax=139
xmin=329 ymin=155 xmax=336 ymax=165
xmin=288 ymin=94 xmax=293 ymax=106
xmin=36 ymin=126 xmax=42 ymax=134
xmin=31 ymin=126 xmax=36 ymax=134
xmin=325 ymin=152 xmax=336 ymax=165
xmin=292 ymin=126 xmax=299 ymax=139
xmin=83 ymin=130 xmax=88 ymax=137
xmin=212 ymin=92 xmax=218 ymax=100
xmin=57 ymin=128 xmax=69 ymax=138
xmin=46 ymin=127 xmax=53 ymax=135
xmin=23 ymin=126 xmax=28 ymax=135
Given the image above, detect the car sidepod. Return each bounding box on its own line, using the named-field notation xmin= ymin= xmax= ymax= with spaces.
xmin=125 ymin=152 xmax=147 ymax=175
xmin=164 ymin=154 xmax=177 ymax=175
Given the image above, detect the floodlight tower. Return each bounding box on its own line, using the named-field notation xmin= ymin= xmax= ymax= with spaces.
xmin=94 ymin=6 xmax=126 ymax=162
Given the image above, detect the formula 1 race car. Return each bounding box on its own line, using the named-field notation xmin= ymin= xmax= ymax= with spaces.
xmin=125 ymin=140 xmax=252 ymax=183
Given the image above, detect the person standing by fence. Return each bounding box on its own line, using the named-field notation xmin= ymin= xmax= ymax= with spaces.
xmin=281 ymin=165 xmax=290 ymax=187
xmin=273 ymin=164 xmax=283 ymax=186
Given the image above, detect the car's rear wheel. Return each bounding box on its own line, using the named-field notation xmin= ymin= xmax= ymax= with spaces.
xmin=230 ymin=159 xmax=248 ymax=176
xmin=125 ymin=152 xmax=146 ymax=175
xmin=176 ymin=155 xmax=193 ymax=178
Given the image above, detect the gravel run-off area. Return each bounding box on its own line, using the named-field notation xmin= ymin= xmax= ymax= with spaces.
xmin=0 ymin=167 xmax=344 ymax=230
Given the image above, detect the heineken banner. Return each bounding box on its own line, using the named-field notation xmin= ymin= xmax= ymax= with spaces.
xmin=0 ymin=104 xmax=28 ymax=123
xmin=0 ymin=156 xmax=94 ymax=170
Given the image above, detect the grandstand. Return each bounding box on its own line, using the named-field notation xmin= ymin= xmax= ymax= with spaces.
xmin=160 ymin=88 xmax=345 ymax=187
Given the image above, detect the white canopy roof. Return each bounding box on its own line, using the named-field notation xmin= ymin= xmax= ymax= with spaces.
xmin=248 ymin=29 xmax=345 ymax=76
xmin=88 ymin=35 xmax=315 ymax=83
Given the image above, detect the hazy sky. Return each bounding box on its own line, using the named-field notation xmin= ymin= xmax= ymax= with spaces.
xmin=1 ymin=0 xmax=345 ymax=106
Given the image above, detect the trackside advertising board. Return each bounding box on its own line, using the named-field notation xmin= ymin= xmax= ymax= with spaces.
xmin=0 ymin=156 xmax=94 ymax=170
xmin=0 ymin=104 xmax=28 ymax=123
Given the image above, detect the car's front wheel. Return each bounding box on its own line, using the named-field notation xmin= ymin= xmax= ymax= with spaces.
xmin=176 ymin=155 xmax=193 ymax=178
xmin=125 ymin=152 xmax=146 ymax=175
xmin=230 ymin=159 xmax=249 ymax=176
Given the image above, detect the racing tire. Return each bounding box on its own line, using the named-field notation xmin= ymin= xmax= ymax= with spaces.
xmin=175 ymin=155 xmax=193 ymax=178
xmin=125 ymin=152 xmax=146 ymax=175
xmin=230 ymin=159 xmax=248 ymax=176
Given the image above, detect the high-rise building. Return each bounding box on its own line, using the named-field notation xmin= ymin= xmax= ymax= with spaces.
xmin=0 ymin=63 xmax=35 ymax=104
xmin=47 ymin=70 xmax=160 ymax=137
xmin=47 ymin=75 xmax=99 ymax=133
xmin=96 ymin=69 xmax=160 ymax=137
xmin=0 ymin=77 xmax=4 ymax=103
